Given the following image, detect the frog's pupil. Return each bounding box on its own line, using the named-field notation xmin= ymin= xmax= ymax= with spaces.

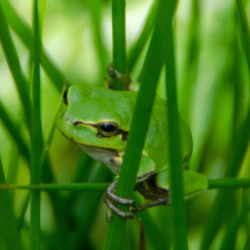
xmin=101 ymin=123 xmax=116 ymax=132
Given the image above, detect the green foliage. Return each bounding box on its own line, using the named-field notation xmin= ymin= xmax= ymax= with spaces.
xmin=0 ymin=0 xmax=250 ymax=249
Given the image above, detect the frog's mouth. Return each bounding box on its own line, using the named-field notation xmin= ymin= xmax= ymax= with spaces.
xmin=79 ymin=144 xmax=118 ymax=153
xmin=58 ymin=128 xmax=119 ymax=153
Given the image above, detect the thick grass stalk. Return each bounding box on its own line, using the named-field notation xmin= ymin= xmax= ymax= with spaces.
xmin=0 ymin=2 xmax=31 ymax=125
xmin=103 ymin=1 xmax=169 ymax=249
xmin=164 ymin=1 xmax=188 ymax=249
xmin=112 ymin=0 xmax=126 ymax=90
xmin=30 ymin=0 xmax=42 ymax=249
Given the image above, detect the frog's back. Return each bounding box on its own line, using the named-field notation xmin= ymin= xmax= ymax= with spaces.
xmin=144 ymin=95 xmax=193 ymax=171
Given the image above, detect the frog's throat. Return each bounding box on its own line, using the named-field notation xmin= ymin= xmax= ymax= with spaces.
xmin=79 ymin=144 xmax=123 ymax=175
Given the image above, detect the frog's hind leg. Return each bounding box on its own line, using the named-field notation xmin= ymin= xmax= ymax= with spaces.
xmin=132 ymin=175 xmax=170 ymax=213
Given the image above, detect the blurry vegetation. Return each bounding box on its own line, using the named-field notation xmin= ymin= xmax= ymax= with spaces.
xmin=0 ymin=0 xmax=250 ymax=249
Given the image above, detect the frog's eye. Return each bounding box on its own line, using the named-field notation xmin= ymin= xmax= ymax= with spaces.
xmin=98 ymin=122 xmax=118 ymax=137
xmin=63 ymin=89 xmax=69 ymax=105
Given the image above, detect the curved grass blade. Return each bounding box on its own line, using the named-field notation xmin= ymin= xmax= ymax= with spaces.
xmin=0 ymin=0 xmax=67 ymax=91
xmin=0 ymin=2 xmax=31 ymax=125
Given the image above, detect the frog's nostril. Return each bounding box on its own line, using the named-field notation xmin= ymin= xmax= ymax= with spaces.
xmin=73 ymin=121 xmax=83 ymax=126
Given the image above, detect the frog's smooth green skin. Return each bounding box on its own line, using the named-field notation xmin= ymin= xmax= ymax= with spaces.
xmin=57 ymin=70 xmax=208 ymax=220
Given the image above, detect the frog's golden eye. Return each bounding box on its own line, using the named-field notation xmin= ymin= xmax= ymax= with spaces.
xmin=63 ymin=89 xmax=69 ymax=105
xmin=98 ymin=122 xmax=118 ymax=137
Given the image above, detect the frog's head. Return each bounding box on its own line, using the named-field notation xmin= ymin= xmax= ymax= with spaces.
xmin=57 ymin=85 xmax=135 ymax=153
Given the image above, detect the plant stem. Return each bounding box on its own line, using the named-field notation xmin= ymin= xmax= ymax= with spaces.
xmin=2 ymin=178 xmax=250 ymax=191
xmin=164 ymin=1 xmax=188 ymax=249
xmin=103 ymin=0 xmax=169 ymax=249
xmin=30 ymin=0 xmax=42 ymax=249
xmin=208 ymin=178 xmax=250 ymax=189
xmin=112 ymin=0 xmax=126 ymax=90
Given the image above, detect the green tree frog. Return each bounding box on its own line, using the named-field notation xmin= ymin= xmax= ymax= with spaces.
xmin=57 ymin=65 xmax=208 ymax=219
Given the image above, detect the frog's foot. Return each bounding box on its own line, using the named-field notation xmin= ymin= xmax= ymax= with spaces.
xmin=103 ymin=178 xmax=136 ymax=221
xmin=107 ymin=63 xmax=131 ymax=90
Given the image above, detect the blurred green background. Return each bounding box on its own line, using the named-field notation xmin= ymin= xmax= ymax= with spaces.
xmin=0 ymin=0 xmax=250 ymax=249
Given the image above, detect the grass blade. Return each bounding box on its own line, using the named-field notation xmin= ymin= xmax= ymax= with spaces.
xmin=30 ymin=0 xmax=42 ymax=249
xmin=220 ymin=188 xmax=250 ymax=250
xmin=112 ymin=0 xmax=126 ymax=90
xmin=0 ymin=183 xmax=109 ymax=191
xmin=236 ymin=0 xmax=250 ymax=72
xmin=103 ymin=0 xmax=169 ymax=248
xmin=199 ymin=2 xmax=250 ymax=248
xmin=0 ymin=2 xmax=31 ymax=125
xmin=2 ymin=177 xmax=250 ymax=191
xmin=127 ymin=0 xmax=158 ymax=72
xmin=0 ymin=100 xmax=30 ymax=161
xmin=164 ymin=1 xmax=188 ymax=249
xmin=0 ymin=0 xmax=67 ymax=91
xmin=87 ymin=0 xmax=109 ymax=78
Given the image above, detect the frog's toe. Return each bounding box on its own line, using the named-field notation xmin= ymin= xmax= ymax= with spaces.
xmin=104 ymin=197 xmax=134 ymax=220
xmin=106 ymin=179 xmax=136 ymax=206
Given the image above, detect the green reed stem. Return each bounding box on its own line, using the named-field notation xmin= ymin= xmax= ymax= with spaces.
xmin=103 ymin=0 xmax=168 ymax=249
xmin=112 ymin=0 xmax=126 ymax=90
xmin=127 ymin=0 xmax=158 ymax=72
xmin=2 ymin=177 xmax=250 ymax=191
xmin=164 ymin=1 xmax=188 ymax=249
xmin=30 ymin=0 xmax=42 ymax=249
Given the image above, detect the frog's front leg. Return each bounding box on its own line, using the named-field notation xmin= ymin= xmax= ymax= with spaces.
xmin=156 ymin=168 xmax=208 ymax=200
xmin=103 ymin=155 xmax=158 ymax=220
xmin=132 ymin=181 xmax=171 ymax=213
xmin=103 ymin=178 xmax=136 ymax=220
xmin=107 ymin=63 xmax=132 ymax=90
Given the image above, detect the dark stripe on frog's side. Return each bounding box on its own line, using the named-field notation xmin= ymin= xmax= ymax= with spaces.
xmin=73 ymin=120 xmax=129 ymax=141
